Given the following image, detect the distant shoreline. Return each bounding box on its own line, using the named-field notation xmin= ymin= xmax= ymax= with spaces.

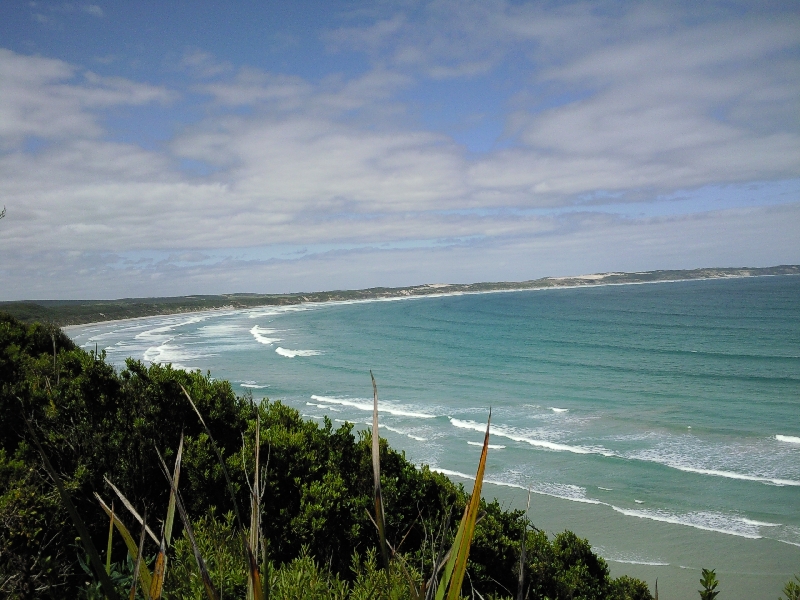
xmin=4 ymin=264 xmax=798 ymax=328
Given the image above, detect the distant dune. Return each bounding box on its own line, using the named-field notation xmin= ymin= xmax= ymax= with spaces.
xmin=2 ymin=264 xmax=798 ymax=327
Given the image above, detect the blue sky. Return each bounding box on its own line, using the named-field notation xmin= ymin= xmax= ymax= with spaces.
xmin=1 ymin=1 xmax=798 ymax=299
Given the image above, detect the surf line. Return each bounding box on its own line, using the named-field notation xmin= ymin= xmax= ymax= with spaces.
xmin=448 ymin=418 xmax=800 ymax=486
xmin=430 ymin=467 xmax=784 ymax=541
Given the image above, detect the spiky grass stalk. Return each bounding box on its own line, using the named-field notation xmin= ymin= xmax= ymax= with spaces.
xmin=246 ymin=413 xmax=264 ymax=600
xmin=424 ymin=509 xmax=452 ymax=600
xmin=180 ymin=384 xmax=262 ymax=597
xmin=96 ymin=493 xmax=153 ymax=592
xmin=370 ymin=371 xmax=391 ymax=572
xmin=104 ymin=476 xmax=159 ymax=544
xmin=164 ymin=432 xmax=184 ymax=548
xmin=106 ymin=501 xmax=115 ymax=576
xmin=155 ymin=445 xmax=219 ymax=600
xmin=435 ymin=408 xmax=491 ymax=600
xmin=516 ymin=488 xmax=531 ymax=600
xmin=149 ymin=433 xmax=184 ymax=600
xmin=20 ymin=408 xmax=120 ymax=599
xmin=129 ymin=510 xmax=148 ymax=600
xmin=149 ymin=536 xmax=166 ymax=600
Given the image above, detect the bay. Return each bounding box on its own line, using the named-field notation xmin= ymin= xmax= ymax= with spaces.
xmin=67 ymin=275 xmax=800 ymax=599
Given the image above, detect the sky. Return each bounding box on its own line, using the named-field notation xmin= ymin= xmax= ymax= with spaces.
xmin=1 ymin=1 xmax=799 ymax=300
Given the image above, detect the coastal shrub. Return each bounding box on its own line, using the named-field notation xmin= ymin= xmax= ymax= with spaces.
xmin=783 ymin=575 xmax=800 ymax=600
xmin=699 ymin=568 xmax=719 ymax=600
xmin=0 ymin=312 xmax=652 ymax=598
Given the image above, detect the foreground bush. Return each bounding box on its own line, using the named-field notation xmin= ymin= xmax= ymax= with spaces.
xmin=0 ymin=313 xmax=651 ymax=598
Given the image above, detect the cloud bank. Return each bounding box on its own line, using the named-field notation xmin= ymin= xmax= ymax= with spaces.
xmin=1 ymin=1 xmax=798 ymax=299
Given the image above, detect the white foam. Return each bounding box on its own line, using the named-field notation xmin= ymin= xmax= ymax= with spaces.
xmin=135 ymin=315 xmax=207 ymax=342
xmin=630 ymin=446 xmax=800 ymax=486
xmin=776 ymin=435 xmax=800 ymax=444
xmin=276 ymin=347 xmax=320 ymax=358
xmin=327 ymin=418 xmax=429 ymax=442
xmin=381 ymin=424 xmax=428 ymax=441
xmin=739 ymin=518 xmax=781 ymax=527
xmin=241 ymin=382 xmax=268 ymax=389
xmin=549 ymin=407 xmax=569 ymax=413
xmin=429 ymin=468 xmax=603 ymax=505
xmin=610 ymin=507 xmax=764 ymax=539
xmin=449 ymin=418 xmax=615 ymax=456
xmin=665 ymin=464 xmax=800 ymax=487
xmin=250 ymin=325 xmax=282 ymax=345
xmin=431 ymin=467 xmax=476 ymax=480
xmin=306 ymin=402 xmax=340 ymax=412
xmin=311 ymin=395 xmax=435 ymax=419
xmin=431 ymin=467 xmax=782 ymax=537
xmin=608 ymin=558 xmax=670 ymax=566
xmin=598 ymin=487 xmax=613 ymax=491
xmin=634 ymin=500 xmax=644 ymax=504
xmin=468 ymin=441 xmax=506 ymax=449
xmin=432 ymin=461 xmax=787 ymax=535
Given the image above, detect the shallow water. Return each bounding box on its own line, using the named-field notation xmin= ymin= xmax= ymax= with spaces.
xmin=67 ymin=276 xmax=800 ymax=598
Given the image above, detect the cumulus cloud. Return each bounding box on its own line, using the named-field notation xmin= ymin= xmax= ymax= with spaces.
xmin=0 ymin=49 xmax=175 ymax=145
xmin=331 ymin=1 xmax=800 ymax=199
xmin=1 ymin=1 xmax=799 ymax=299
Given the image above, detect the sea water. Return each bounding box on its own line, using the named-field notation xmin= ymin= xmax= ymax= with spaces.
xmin=66 ymin=276 xmax=800 ymax=598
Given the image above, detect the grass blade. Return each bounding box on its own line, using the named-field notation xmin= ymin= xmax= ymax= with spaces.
xmin=106 ymin=501 xmax=115 ymax=575
xmin=104 ymin=475 xmax=159 ymax=544
xmin=247 ymin=413 xmax=264 ymax=600
xmin=128 ymin=511 xmax=148 ymax=600
xmin=436 ymin=409 xmax=492 ymax=600
xmin=21 ymin=409 xmax=120 ymax=600
xmin=129 ymin=509 xmax=148 ymax=600
xmin=180 ymin=387 xmax=262 ymax=599
xmin=149 ymin=536 xmax=166 ymax=600
xmin=149 ymin=433 xmax=183 ymax=600
xmin=96 ymin=493 xmax=153 ymax=592
xmin=156 ymin=445 xmax=220 ymax=600
xmin=370 ymin=371 xmax=391 ymax=572
xmin=516 ymin=488 xmax=532 ymax=600
xmin=164 ymin=432 xmax=184 ymax=548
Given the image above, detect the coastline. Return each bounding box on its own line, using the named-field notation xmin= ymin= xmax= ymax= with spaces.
xmin=60 ymin=275 xmax=800 ymax=600
xmin=20 ymin=264 xmax=798 ymax=329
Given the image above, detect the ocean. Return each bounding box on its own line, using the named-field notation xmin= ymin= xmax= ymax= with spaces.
xmin=66 ymin=275 xmax=800 ymax=599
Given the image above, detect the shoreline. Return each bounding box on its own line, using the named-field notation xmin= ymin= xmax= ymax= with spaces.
xmin=0 ymin=265 xmax=800 ymax=328
xmin=60 ymin=268 xmax=799 ymax=331
xmin=60 ymin=275 xmax=800 ymax=600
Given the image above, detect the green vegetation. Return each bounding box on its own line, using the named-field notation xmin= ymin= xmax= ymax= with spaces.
xmin=699 ymin=569 xmax=719 ymax=600
xmin=2 ymin=265 xmax=798 ymax=327
xmin=0 ymin=310 xmax=666 ymax=598
xmin=782 ymin=575 xmax=800 ymax=600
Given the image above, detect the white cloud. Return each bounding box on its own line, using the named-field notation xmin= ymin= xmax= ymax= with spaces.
xmin=0 ymin=49 xmax=175 ymax=145
xmin=3 ymin=202 xmax=798 ymax=299
xmin=1 ymin=1 xmax=799 ymax=299
xmin=81 ymin=4 xmax=103 ymax=18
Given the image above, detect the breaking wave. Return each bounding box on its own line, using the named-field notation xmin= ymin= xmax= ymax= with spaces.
xmin=311 ymin=395 xmax=435 ymax=419
xmin=276 ymin=347 xmax=320 ymax=358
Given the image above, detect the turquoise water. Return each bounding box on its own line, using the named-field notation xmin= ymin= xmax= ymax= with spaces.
xmin=67 ymin=276 xmax=800 ymax=598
